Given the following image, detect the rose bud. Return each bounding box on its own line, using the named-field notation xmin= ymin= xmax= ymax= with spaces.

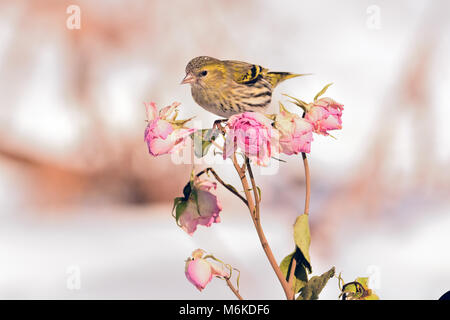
xmin=184 ymin=249 xmax=229 ymax=291
xmin=144 ymin=102 xmax=195 ymax=156
xmin=223 ymin=112 xmax=280 ymax=166
xmin=174 ymin=176 xmax=222 ymax=235
xmin=305 ymin=98 xmax=344 ymax=136
xmin=274 ymin=104 xmax=314 ymax=154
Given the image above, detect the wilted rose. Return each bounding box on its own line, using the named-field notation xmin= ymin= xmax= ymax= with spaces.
xmin=305 ymin=98 xmax=344 ymax=135
xmin=185 ymin=249 xmax=229 ymax=291
xmin=144 ymin=102 xmax=195 ymax=156
xmin=224 ymin=112 xmax=279 ymax=166
xmin=274 ymin=105 xmax=314 ymax=155
xmin=174 ymin=176 xmax=222 ymax=235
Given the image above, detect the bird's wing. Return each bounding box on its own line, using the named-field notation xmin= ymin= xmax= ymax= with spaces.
xmin=223 ymin=60 xmax=268 ymax=84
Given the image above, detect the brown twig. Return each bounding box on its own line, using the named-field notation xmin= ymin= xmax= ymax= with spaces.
xmin=287 ymin=257 xmax=297 ymax=300
xmin=245 ymin=157 xmax=260 ymax=221
xmin=302 ymin=153 xmax=311 ymax=215
xmin=196 ymin=167 xmax=248 ymax=206
xmin=231 ymin=154 xmax=293 ymax=300
xmin=226 ymin=278 xmax=243 ymax=300
xmin=214 ymin=120 xmax=292 ymax=299
xmin=286 ymin=152 xmax=311 ymax=299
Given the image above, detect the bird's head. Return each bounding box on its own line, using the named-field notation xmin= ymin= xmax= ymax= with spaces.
xmin=181 ymin=56 xmax=226 ymax=89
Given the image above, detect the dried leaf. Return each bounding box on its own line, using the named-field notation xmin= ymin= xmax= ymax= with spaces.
xmin=297 ymin=267 xmax=335 ymax=300
xmin=293 ymin=214 xmax=312 ymax=272
xmin=314 ymin=83 xmax=333 ymax=101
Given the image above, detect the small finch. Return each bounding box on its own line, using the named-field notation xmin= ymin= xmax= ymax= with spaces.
xmin=181 ymin=56 xmax=309 ymax=118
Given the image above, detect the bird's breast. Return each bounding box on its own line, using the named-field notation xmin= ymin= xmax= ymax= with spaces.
xmin=190 ymin=80 xmax=272 ymax=117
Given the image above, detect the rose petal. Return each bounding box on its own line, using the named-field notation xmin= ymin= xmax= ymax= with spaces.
xmin=185 ymin=259 xmax=213 ymax=291
xmin=144 ymin=102 xmax=158 ymax=121
xmin=224 ymin=112 xmax=279 ymax=166
xmin=177 ymin=177 xmax=222 ymax=235
xmin=147 ymin=136 xmax=176 ymax=156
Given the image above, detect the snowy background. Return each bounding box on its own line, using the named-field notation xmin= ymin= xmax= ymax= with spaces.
xmin=0 ymin=0 xmax=449 ymax=299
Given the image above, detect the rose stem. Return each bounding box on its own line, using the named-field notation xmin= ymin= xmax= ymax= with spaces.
xmin=231 ymin=154 xmax=293 ymax=300
xmin=226 ymin=278 xmax=244 ymax=300
xmin=196 ymin=168 xmax=248 ymax=206
xmin=287 ymin=258 xmax=297 ymax=300
xmin=287 ymin=152 xmax=311 ymax=299
xmin=302 ymin=152 xmax=310 ymax=215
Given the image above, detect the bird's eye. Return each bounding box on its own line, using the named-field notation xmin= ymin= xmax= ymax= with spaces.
xmin=200 ymin=70 xmax=208 ymax=77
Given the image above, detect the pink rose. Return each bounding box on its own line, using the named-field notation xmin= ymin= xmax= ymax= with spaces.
xmin=224 ymin=112 xmax=279 ymax=166
xmin=144 ymin=102 xmax=195 ymax=156
xmin=274 ymin=106 xmax=314 ymax=155
xmin=174 ymin=177 xmax=222 ymax=235
xmin=185 ymin=258 xmax=213 ymax=291
xmin=305 ymin=98 xmax=344 ymax=135
xmin=185 ymin=249 xmax=229 ymax=291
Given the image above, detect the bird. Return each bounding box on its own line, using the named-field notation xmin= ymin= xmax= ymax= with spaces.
xmin=181 ymin=56 xmax=308 ymax=118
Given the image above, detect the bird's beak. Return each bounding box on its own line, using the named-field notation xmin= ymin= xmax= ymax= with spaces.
xmin=181 ymin=73 xmax=195 ymax=85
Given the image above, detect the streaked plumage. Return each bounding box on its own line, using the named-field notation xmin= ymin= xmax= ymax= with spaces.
xmin=181 ymin=56 xmax=307 ymax=118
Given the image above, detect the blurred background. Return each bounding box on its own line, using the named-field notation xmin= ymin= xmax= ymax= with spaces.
xmin=0 ymin=0 xmax=449 ymax=299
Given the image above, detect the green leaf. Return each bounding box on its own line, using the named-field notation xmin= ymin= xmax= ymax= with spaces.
xmin=264 ymin=113 xmax=276 ymax=121
xmin=283 ymin=93 xmax=309 ymax=111
xmin=278 ymin=101 xmax=288 ymax=113
xmin=297 ymin=267 xmax=335 ymax=300
xmin=280 ymin=253 xmax=294 ymax=276
xmin=225 ymin=183 xmax=241 ymax=197
xmin=342 ymin=283 xmax=357 ymax=294
xmin=340 ymin=277 xmax=379 ymax=300
xmin=170 ymin=116 xmax=195 ymax=128
xmin=314 ymin=83 xmax=333 ymax=101
xmin=191 ymin=188 xmax=201 ymax=216
xmin=341 ymin=282 xmax=361 ymax=300
xmin=192 ymin=129 xmax=220 ymax=158
xmin=293 ymin=214 xmax=311 ymax=272
xmin=196 ymin=141 xmax=213 ymax=158
xmin=280 ymin=249 xmax=309 ymax=293
xmin=356 ymin=277 xmax=369 ymax=289
xmin=175 ymin=200 xmax=188 ymax=222
xmin=172 ymin=197 xmax=184 ymax=218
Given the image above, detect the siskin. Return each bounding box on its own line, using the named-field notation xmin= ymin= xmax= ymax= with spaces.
xmin=181 ymin=56 xmax=309 ymax=118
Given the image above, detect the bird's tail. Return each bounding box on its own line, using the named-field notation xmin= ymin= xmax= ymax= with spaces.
xmin=266 ymin=72 xmax=312 ymax=88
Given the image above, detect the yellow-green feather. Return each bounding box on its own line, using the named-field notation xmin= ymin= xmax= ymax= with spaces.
xmin=263 ymin=72 xmax=303 ymax=88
